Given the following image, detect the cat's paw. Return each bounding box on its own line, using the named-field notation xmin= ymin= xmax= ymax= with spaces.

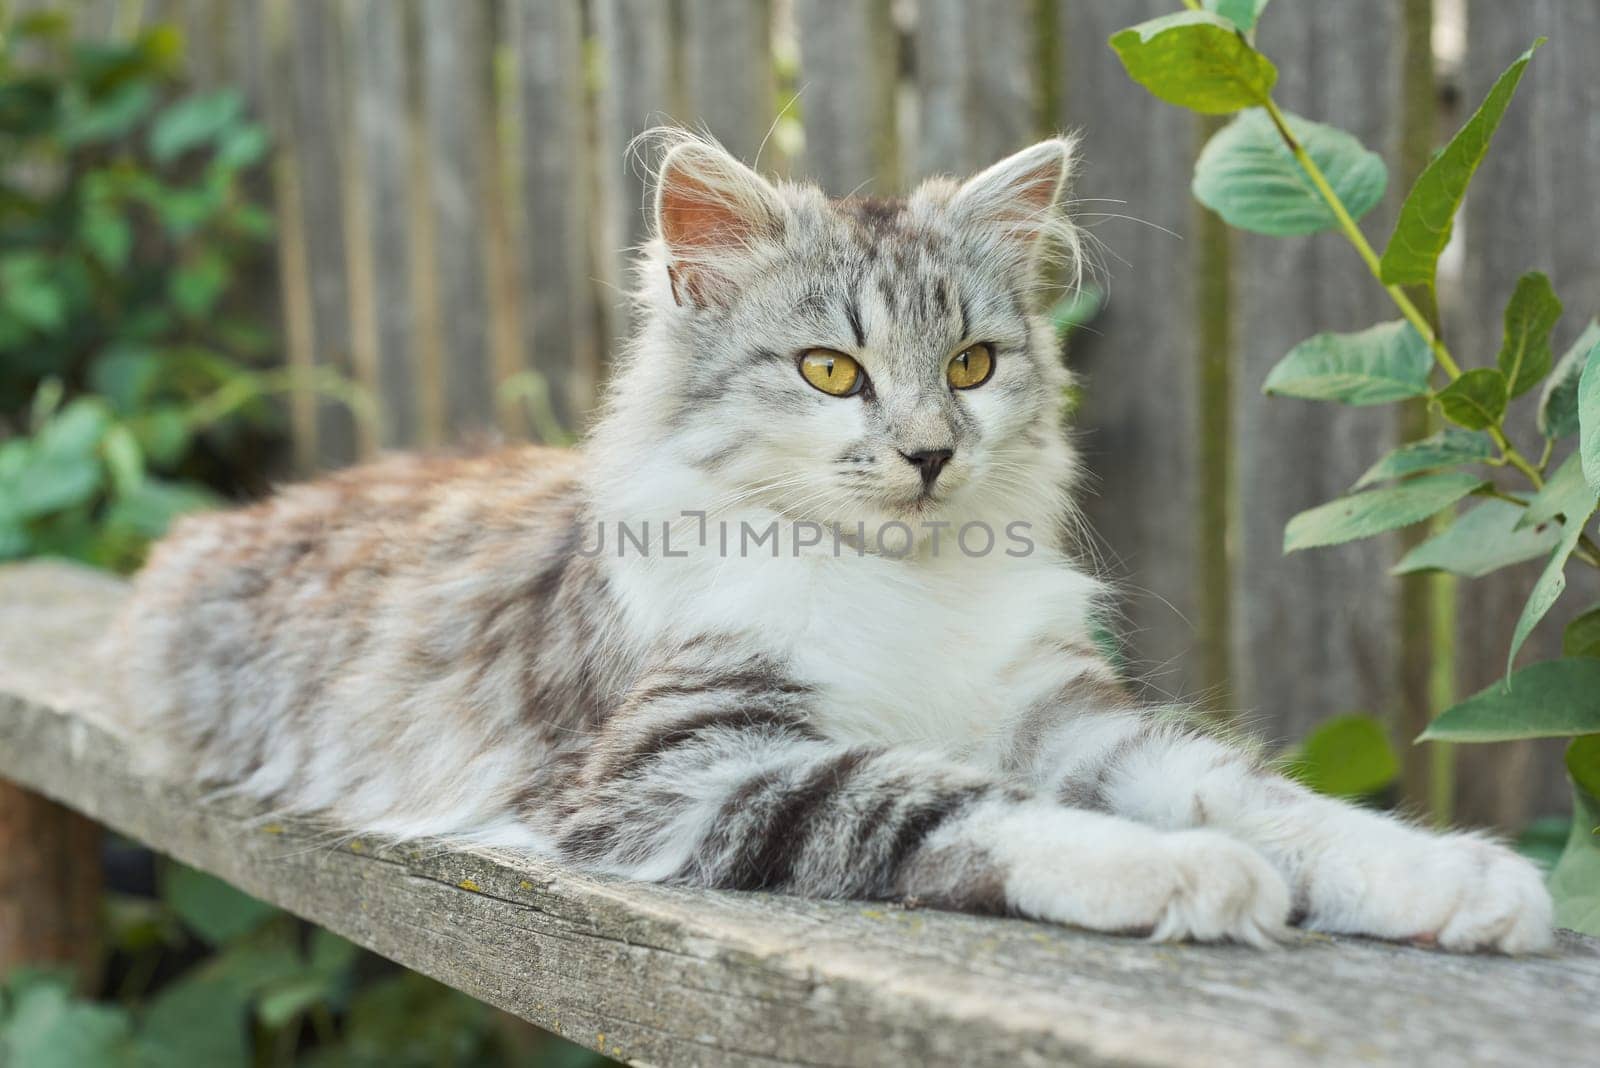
xmin=1304 ymin=831 xmax=1553 ymax=954
xmin=1005 ymin=822 xmax=1291 ymax=947
xmin=1144 ymin=829 xmax=1292 ymax=947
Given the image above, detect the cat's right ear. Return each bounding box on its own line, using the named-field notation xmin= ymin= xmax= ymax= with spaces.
xmin=654 ymin=138 xmax=786 ymax=308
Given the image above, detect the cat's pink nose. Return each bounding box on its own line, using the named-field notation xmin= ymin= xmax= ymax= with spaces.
xmin=899 ymin=447 xmax=954 ymax=490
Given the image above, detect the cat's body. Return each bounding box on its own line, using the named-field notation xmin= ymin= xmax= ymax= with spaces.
xmin=115 ymin=132 xmax=1553 ymax=952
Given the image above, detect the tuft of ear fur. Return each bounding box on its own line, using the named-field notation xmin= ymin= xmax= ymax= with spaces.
xmin=651 ymin=132 xmax=787 ymax=307
xmin=951 ymin=138 xmax=1080 ymax=285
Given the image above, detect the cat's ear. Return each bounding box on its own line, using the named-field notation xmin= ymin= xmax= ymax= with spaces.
xmin=654 ymin=138 xmax=786 ymax=307
xmin=950 ymin=138 xmax=1075 ymax=257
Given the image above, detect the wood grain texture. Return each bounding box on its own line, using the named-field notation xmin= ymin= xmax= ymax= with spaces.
xmin=1 ymin=560 xmax=1598 ymax=1068
xmin=511 ymin=0 xmax=598 ymax=435
xmin=1452 ymin=0 xmax=1600 ymax=827
xmin=1228 ymin=1 xmax=1406 ymax=743
xmin=0 ymin=782 xmax=101 ymax=992
xmin=419 ymin=0 xmax=497 ymax=438
xmin=286 ymin=0 xmax=358 ymax=468
xmin=595 ymin=0 xmax=674 ymax=358
xmin=914 ymin=0 xmax=1037 ymax=178
xmin=792 ymin=0 xmax=898 ymax=195
xmin=344 ymin=0 xmax=420 ymax=449
xmin=1052 ymin=0 xmax=1207 ymax=709
xmin=681 ymin=0 xmax=775 ymax=164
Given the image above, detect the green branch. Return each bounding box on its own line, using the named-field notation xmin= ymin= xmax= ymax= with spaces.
xmin=1257 ymin=96 xmax=1555 ymax=499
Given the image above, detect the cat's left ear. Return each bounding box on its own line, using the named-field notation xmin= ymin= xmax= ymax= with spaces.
xmin=950 ymin=138 xmax=1075 ymax=256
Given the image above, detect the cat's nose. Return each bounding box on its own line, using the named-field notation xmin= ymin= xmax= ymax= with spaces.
xmin=899 ymin=447 xmax=954 ymax=490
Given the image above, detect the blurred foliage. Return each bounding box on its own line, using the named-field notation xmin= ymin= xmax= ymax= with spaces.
xmin=0 ymin=858 xmax=612 ymax=1067
xmin=1282 ymin=713 xmax=1400 ymax=800
xmin=0 ymin=10 xmax=363 ymax=572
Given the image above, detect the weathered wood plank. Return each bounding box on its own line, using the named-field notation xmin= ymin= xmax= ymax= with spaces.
xmin=681 ymin=0 xmax=774 ymax=164
xmin=792 ymin=0 xmax=898 ymax=195
xmin=1 ymin=560 xmax=1598 ymax=1068
xmin=253 ymin=0 xmax=321 ymax=473
xmin=595 ymin=0 xmax=674 ymax=360
xmin=511 ymin=0 xmax=598 ymax=436
xmin=343 ymin=0 xmax=419 ymax=450
xmin=0 ymin=783 xmax=101 ymax=990
xmin=1452 ymin=0 xmax=1600 ymax=828
xmin=914 ymin=0 xmax=1037 ymax=178
xmin=419 ymin=0 xmax=498 ymax=438
xmin=1228 ymin=1 xmax=1407 ymax=742
xmin=287 ymin=0 xmax=359 ymax=467
xmin=1052 ymin=0 xmax=1209 ymax=708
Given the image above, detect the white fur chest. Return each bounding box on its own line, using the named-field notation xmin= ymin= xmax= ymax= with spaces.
xmin=602 ymin=510 xmax=1105 ymax=754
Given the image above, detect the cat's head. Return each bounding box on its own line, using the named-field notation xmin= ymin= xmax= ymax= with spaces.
xmin=594 ymin=130 xmax=1084 ymax=550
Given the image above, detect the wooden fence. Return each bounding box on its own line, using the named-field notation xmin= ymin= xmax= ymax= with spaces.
xmin=17 ymin=0 xmax=1600 ymax=829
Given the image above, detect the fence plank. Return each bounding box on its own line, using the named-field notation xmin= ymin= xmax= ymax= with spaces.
xmin=418 ymin=0 xmax=497 ymax=438
xmin=1053 ymin=0 xmax=1208 ymax=708
xmin=792 ymin=0 xmax=898 ymax=195
xmin=511 ymin=0 xmax=596 ymax=437
xmin=1452 ymin=0 xmax=1600 ymax=828
xmin=681 ymin=0 xmax=774 ymax=164
xmin=1228 ymin=2 xmax=1407 ymax=743
xmin=342 ymin=0 xmax=416 ymax=450
xmin=285 ymin=0 xmax=357 ymax=467
xmin=595 ymin=0 xmax=674 ymax=358
xmin=914 ymin=0 xmax=1037 ymax=178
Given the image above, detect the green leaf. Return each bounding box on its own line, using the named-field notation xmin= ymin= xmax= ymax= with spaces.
xmin=1550 ymin=737 xmax=1600 ymax=936
xmin=60 ymin=82 xmax=155 ymax=146
xmin=79 ymin=207 xmax=133 ymax=271
xmin=1378 ymin=40 xmax=1544 ymax=288
xmin=105 ymin=479 xmax=218 ymax=541
xmin=169 ymin=249 xmax=229 ymax=319
xmin=1539 ymin=320 xmax=1599 ymax=439
xmin=1581 ymin=328 xmax=1600 ymax=493
xmin=1435 ymin=367 xmax=1507 ymax=429
xmin=159 ymin=862 xmax=276 ymax=946
xmin=1565 ymin=605 xmax=1600 ymax=659
xmin=1203 ymin=0 xmax=1270 ymax=32
xmin=1420 ymin=659 xmax=1600 ymax=742
xmin=1284 ymin=472 xmax=1484 ymax=552
xmin=1050 ymin=285 xmax=1103 ymax=336
xmin=88 ymin=344 xmax=164 ymax=414
xmin=2 ymin=400 xmax=112 ymax=520
xmin=213 ymin=123 xmax=269 ymax=171
xmin=0 ymin=254 xmax=66 ymax=333
xmin=1355 ymin=428 xmax=1494 ymax=488
xmin=149 ymin=90 xmax=244 ymax=163
xmin=1391 ymin=498 xmax=1560 ymax=578
xmin=1284 ymin=713 xmax=1398 ymax=798
xmin=1108 ymin=11 xmax=1277 ymax=115
xmin=0 ymin=978 xmax=133 ymax=1068
xmin=1496 ymin=272 xmax=1562 ymax=398
xmin=1193 ymin=108 xmax=1386 ymax=236
xmin=1507 ymin=467 xmax=1600 ymax=673
xmin=1262 ymin=321 xmax=1431 ymax=405
xmin=1519 ymin=451 xmax=1591 ymax=530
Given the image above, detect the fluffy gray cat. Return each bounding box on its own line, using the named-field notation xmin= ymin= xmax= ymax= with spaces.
xmin=114 ymin=131 xmax=1551 ymax=952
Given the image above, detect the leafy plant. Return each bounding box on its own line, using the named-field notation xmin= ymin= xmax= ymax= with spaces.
xmin=1110 ymin=1 xmax=1600 ymax=932
xmin=0 ymin=12 xmax=362 ymax=572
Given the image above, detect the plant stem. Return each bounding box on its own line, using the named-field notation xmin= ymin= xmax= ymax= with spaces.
xmin=1257 ymin=96 xmax=1552 ymax=495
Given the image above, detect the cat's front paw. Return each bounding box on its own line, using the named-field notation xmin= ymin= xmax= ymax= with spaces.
xmin=1305 ymin=831 xmax=1553 ymax=954
xmin=1007 ymin=823 xmax=1291 ymax=947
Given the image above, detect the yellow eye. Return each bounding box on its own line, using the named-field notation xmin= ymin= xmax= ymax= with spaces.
xmin=947 ymin=343 xmax=995 ymax=389
xmin=798 ymin=349 xmax=863 ymax=397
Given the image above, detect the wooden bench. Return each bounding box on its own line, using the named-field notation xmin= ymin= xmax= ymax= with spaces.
xmin=1 ymin=559 xmax=1596 ymax=1066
